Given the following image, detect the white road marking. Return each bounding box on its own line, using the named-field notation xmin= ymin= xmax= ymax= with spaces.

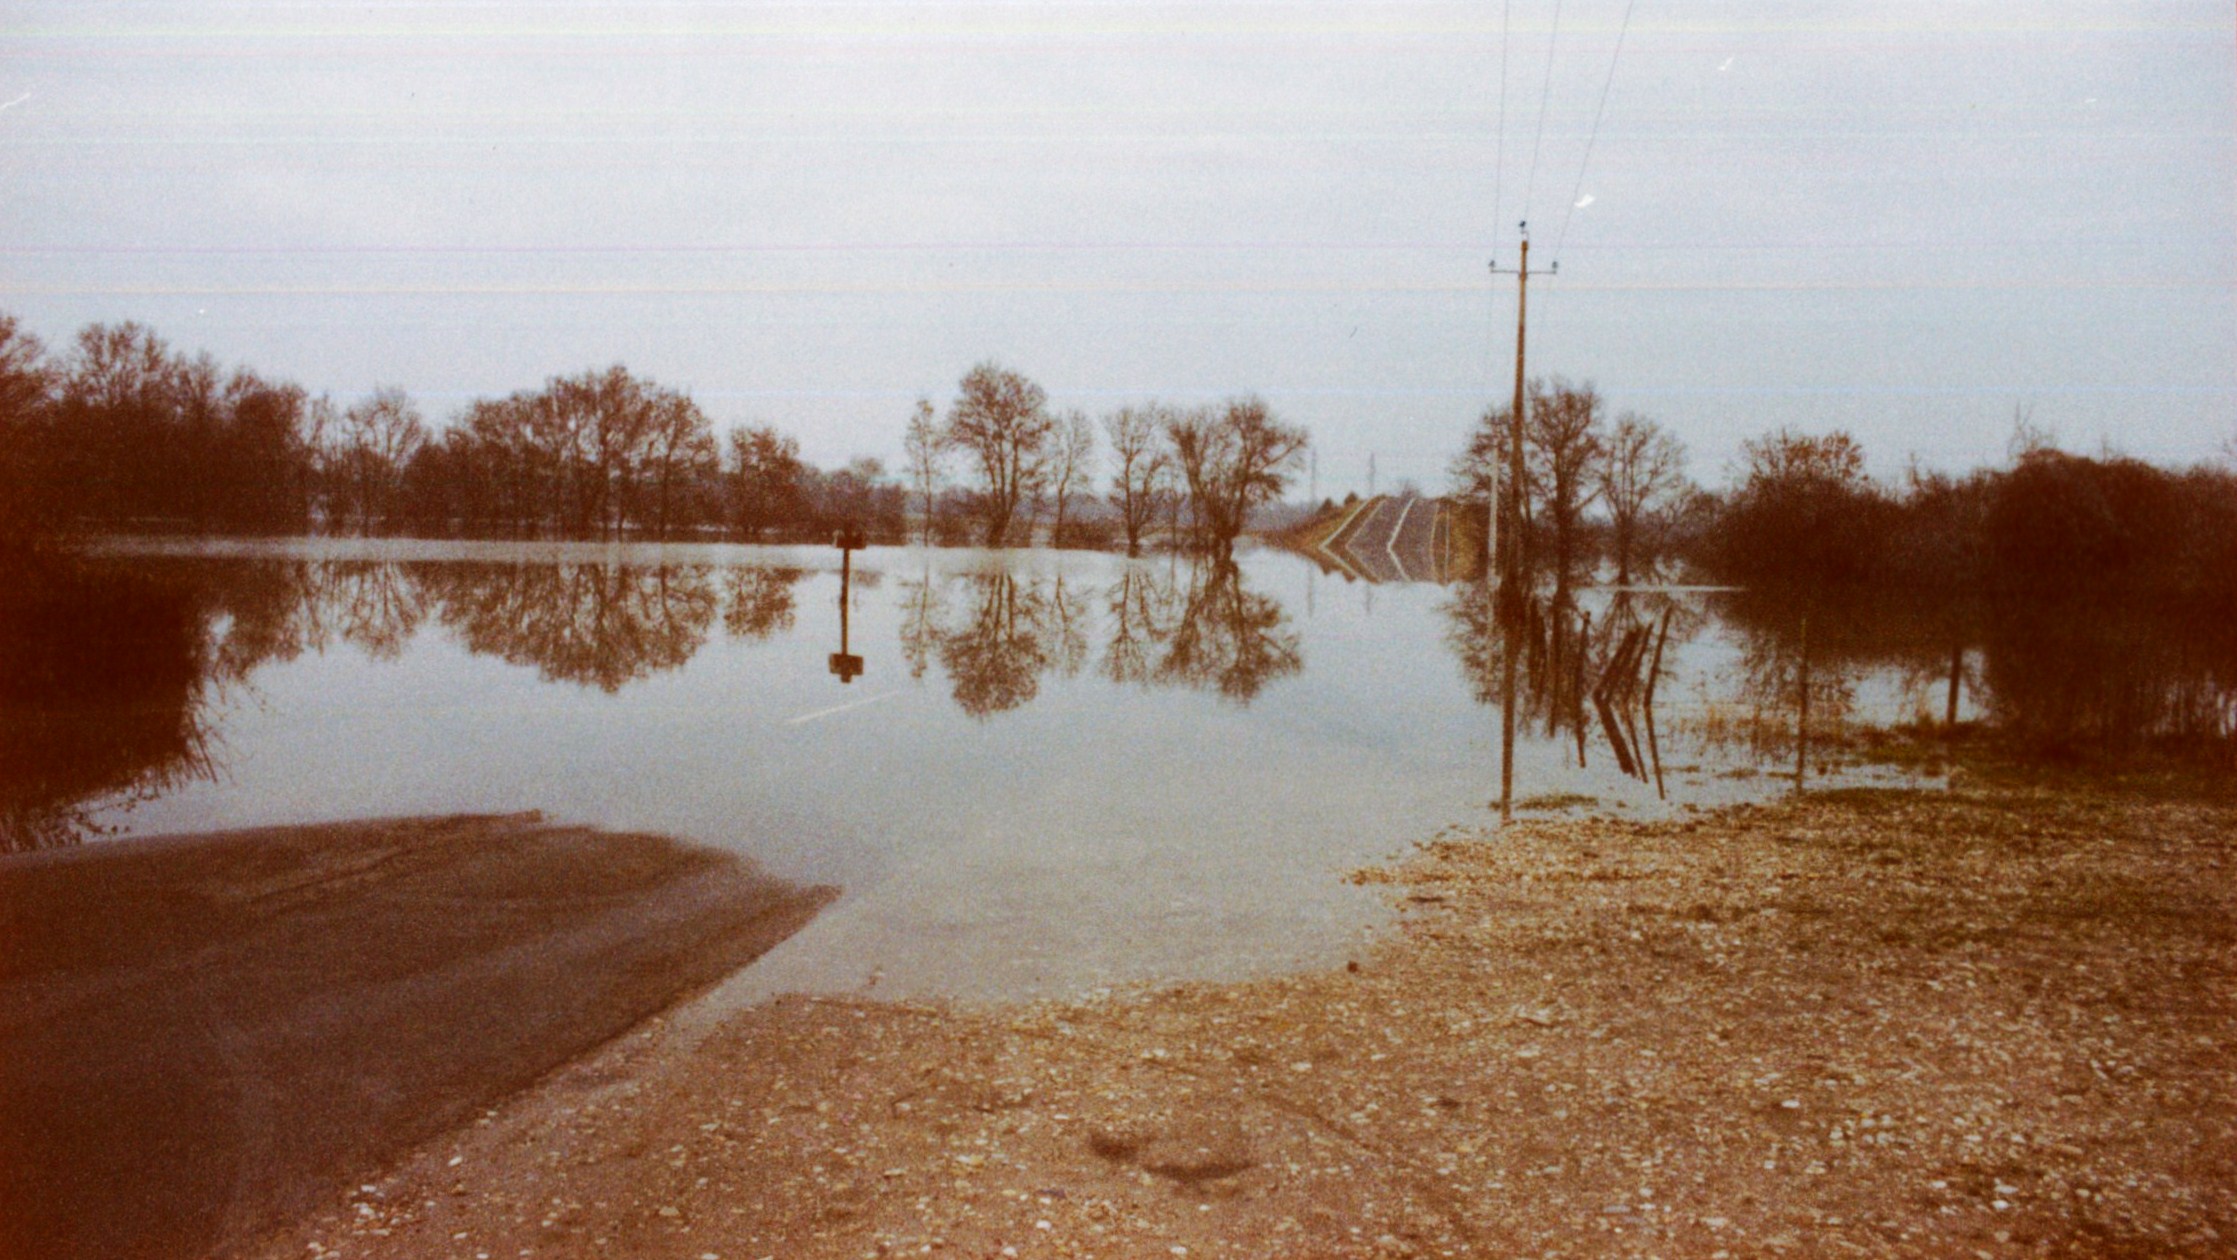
xmin=783 ymin=690 xmax=901 ymax=726
xmin=1385 ymin=494 xmax=1416 ymax=576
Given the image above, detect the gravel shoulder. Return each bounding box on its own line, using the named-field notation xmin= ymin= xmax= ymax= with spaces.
xmin=259 ymin=771 xmax=2236 ymax=1259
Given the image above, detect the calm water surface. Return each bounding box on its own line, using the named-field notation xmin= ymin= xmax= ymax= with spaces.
xmin=57 ymin=539 xmax=1941 ymax=1002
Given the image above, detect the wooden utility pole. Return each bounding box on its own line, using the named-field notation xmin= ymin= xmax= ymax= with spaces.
xmin=1490 ymin=222 xmax=1557 ymax=819
xmin=1490 ymin=222 xmax=1557 ymax=585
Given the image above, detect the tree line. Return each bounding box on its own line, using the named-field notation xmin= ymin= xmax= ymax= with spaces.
xmin=1 ymin=315 xmax=1312 ymax=553
xmin=1693 ymin=422 xmax=2237 ymax=604
xmin=1450 ymin=374 xmax=2237 ymax=612
xmin=0 ymin=314 xmax=912 ymax=542
xmin=1 ymin=317 xmax=317 ymax=538
xmin=904 ymin=360 xmax=1310 ymax=555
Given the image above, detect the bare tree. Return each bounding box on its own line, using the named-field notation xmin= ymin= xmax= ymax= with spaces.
xmin=1166 ymin=396 xmax=1309 ymax=555
xmin=817 ymin=455 xmax=890 ymax=529
xmin=1597 ymin=411 xmax=1687 ymax=583
xmin=1104 ymin=403 xmax=1171 ymax=556
xmin=337 ymin=387 xmax=426 ymax=532
xmin=0 ymin=315 xmax=54 ymax=534
xmin=301 ymin=394 xmax=338 ymax=516
xmin=728 ymin=424 xmax=806 ymax=538
xmin=523 ymin=369 xmax=612 ymax=534
xmin=1525 ymin=377 xmax=1606 ymax=581
xmin=2006 ymin=401 xmax=2057 ymax=462
xmin=638 ymin=390 xmax=717 ymax=538
xmin=456 ymin=393 xmax=541 ymax=532
xmin=1742 ymin=427 xmax=1868 ymax=485
xmin=1047 ymin=408 xmax=1095 ymax=546
xmin=902 ymin=397 xmax=944 ymax=543
xmin=430 ymin=367 xmax=714 ymax=538
xmin=0 ymin=315 xmax=50 ymax=434
xmin=1706 ymin=427 xmax=1884 ymax=586
xmin=942 ymin=361 xmax=1051 ymax=546
xmin=56 ymin=323 xmax=188 ymax=523
xmin=1450 ymin=400 xmax=1536 ymax=573
xmin=224 ymin=369 xmax=315 ymax=527
xmin=556 ymin=366 xmax=659 ymax=537
xmin=1165 ymin=405 xmax=1222 ymax=546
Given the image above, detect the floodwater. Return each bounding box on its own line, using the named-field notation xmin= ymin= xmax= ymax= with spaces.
xmin=0 ymin=537 xmax=2095 ymax=1003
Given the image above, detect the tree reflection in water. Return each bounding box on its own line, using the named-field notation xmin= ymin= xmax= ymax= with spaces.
xmin=722 ymin=567 xmax=805 ymax=642
xmin=1047 ymin=574 xmax=1093 ymax=680
xmin=1 ymin=555 xmax=217 ymax=851
xmin=937 ymin=571 xmax=1054 ymax=718
xmin=1713 ymin=587 xmax=2237 ymax=763
xmin=1442 ymin=569 xmax=2234 ymax=786
xmin=1102 ymin=564 xmax=1181 ymax=687
xmin=1152 ymin=558 xmax=1302 ymax=703
xmin=919 ymin=557 xmax=1302 ymax=719
xmin=22 ymin=544 xmax=2234 ymax=849
xmin=316 ymin=561 xmax=428 ymax=662
xmin=1710 ymin=592 xmax=1967 ymax=769
xmin=422 ymin=563 xmax=719 ymax=693
xmin=3 ymin=552 xmax=1320 ymax=844
xmin=896 ymin=565 xmax=944 ymax=682
xmin=196 ymin=559 xmax=327 ymax=683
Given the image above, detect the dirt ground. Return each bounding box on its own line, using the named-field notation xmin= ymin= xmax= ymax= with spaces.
xmin=257 ymin=770 xmax=2235 ymax=1259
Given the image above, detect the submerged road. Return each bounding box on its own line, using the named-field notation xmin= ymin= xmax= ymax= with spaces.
xmin=0 ymin=814 xmax=835 ymax=1260
xmin=1309 ymin=494 xmax=1460 ymax=583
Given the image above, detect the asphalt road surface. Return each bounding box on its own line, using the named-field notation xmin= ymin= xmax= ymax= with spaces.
xmin=0 ymin=814 xmax=833 ymax=1260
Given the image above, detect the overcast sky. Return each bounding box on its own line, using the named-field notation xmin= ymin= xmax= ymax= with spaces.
xmin=4 ymin=0 xmax=2232 ymax=495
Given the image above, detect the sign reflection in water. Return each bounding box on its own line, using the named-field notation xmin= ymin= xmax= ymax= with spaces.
xmin=830 ymin=529 xmax=865 ymax=684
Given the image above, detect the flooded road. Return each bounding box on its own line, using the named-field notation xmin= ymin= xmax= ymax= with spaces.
xmin=2 ymin=539 xmax=1973 ymax=1004
xmin=0 ymin=813 xmax=829 ymax=1260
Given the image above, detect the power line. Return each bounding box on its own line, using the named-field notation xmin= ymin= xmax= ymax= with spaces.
xmin=1482 ymin=264 xmax=1505 ymax=399
xmin=1485 ymin=0 xmax=1514 ymax=408
xmin=1490 ymin=0 xmax=1512 ymax=252
xmin=1552 ymin=0 xmax=1639 ymax=262
xmin=1520 ymin=0 xmax=1565 ymax=227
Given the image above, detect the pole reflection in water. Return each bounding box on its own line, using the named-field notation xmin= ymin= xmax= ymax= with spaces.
xmin=1946 ymin=641 xmax=1965 ymax=737
xmin=1796 ymin=614 xmax=1811 ymax=793
xmin=1497 ymin=576 xmax=1522 ymax=821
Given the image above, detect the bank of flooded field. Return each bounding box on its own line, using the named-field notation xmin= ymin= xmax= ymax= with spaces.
xmin=253 ymin=767 xmax=2235 ymax=1260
